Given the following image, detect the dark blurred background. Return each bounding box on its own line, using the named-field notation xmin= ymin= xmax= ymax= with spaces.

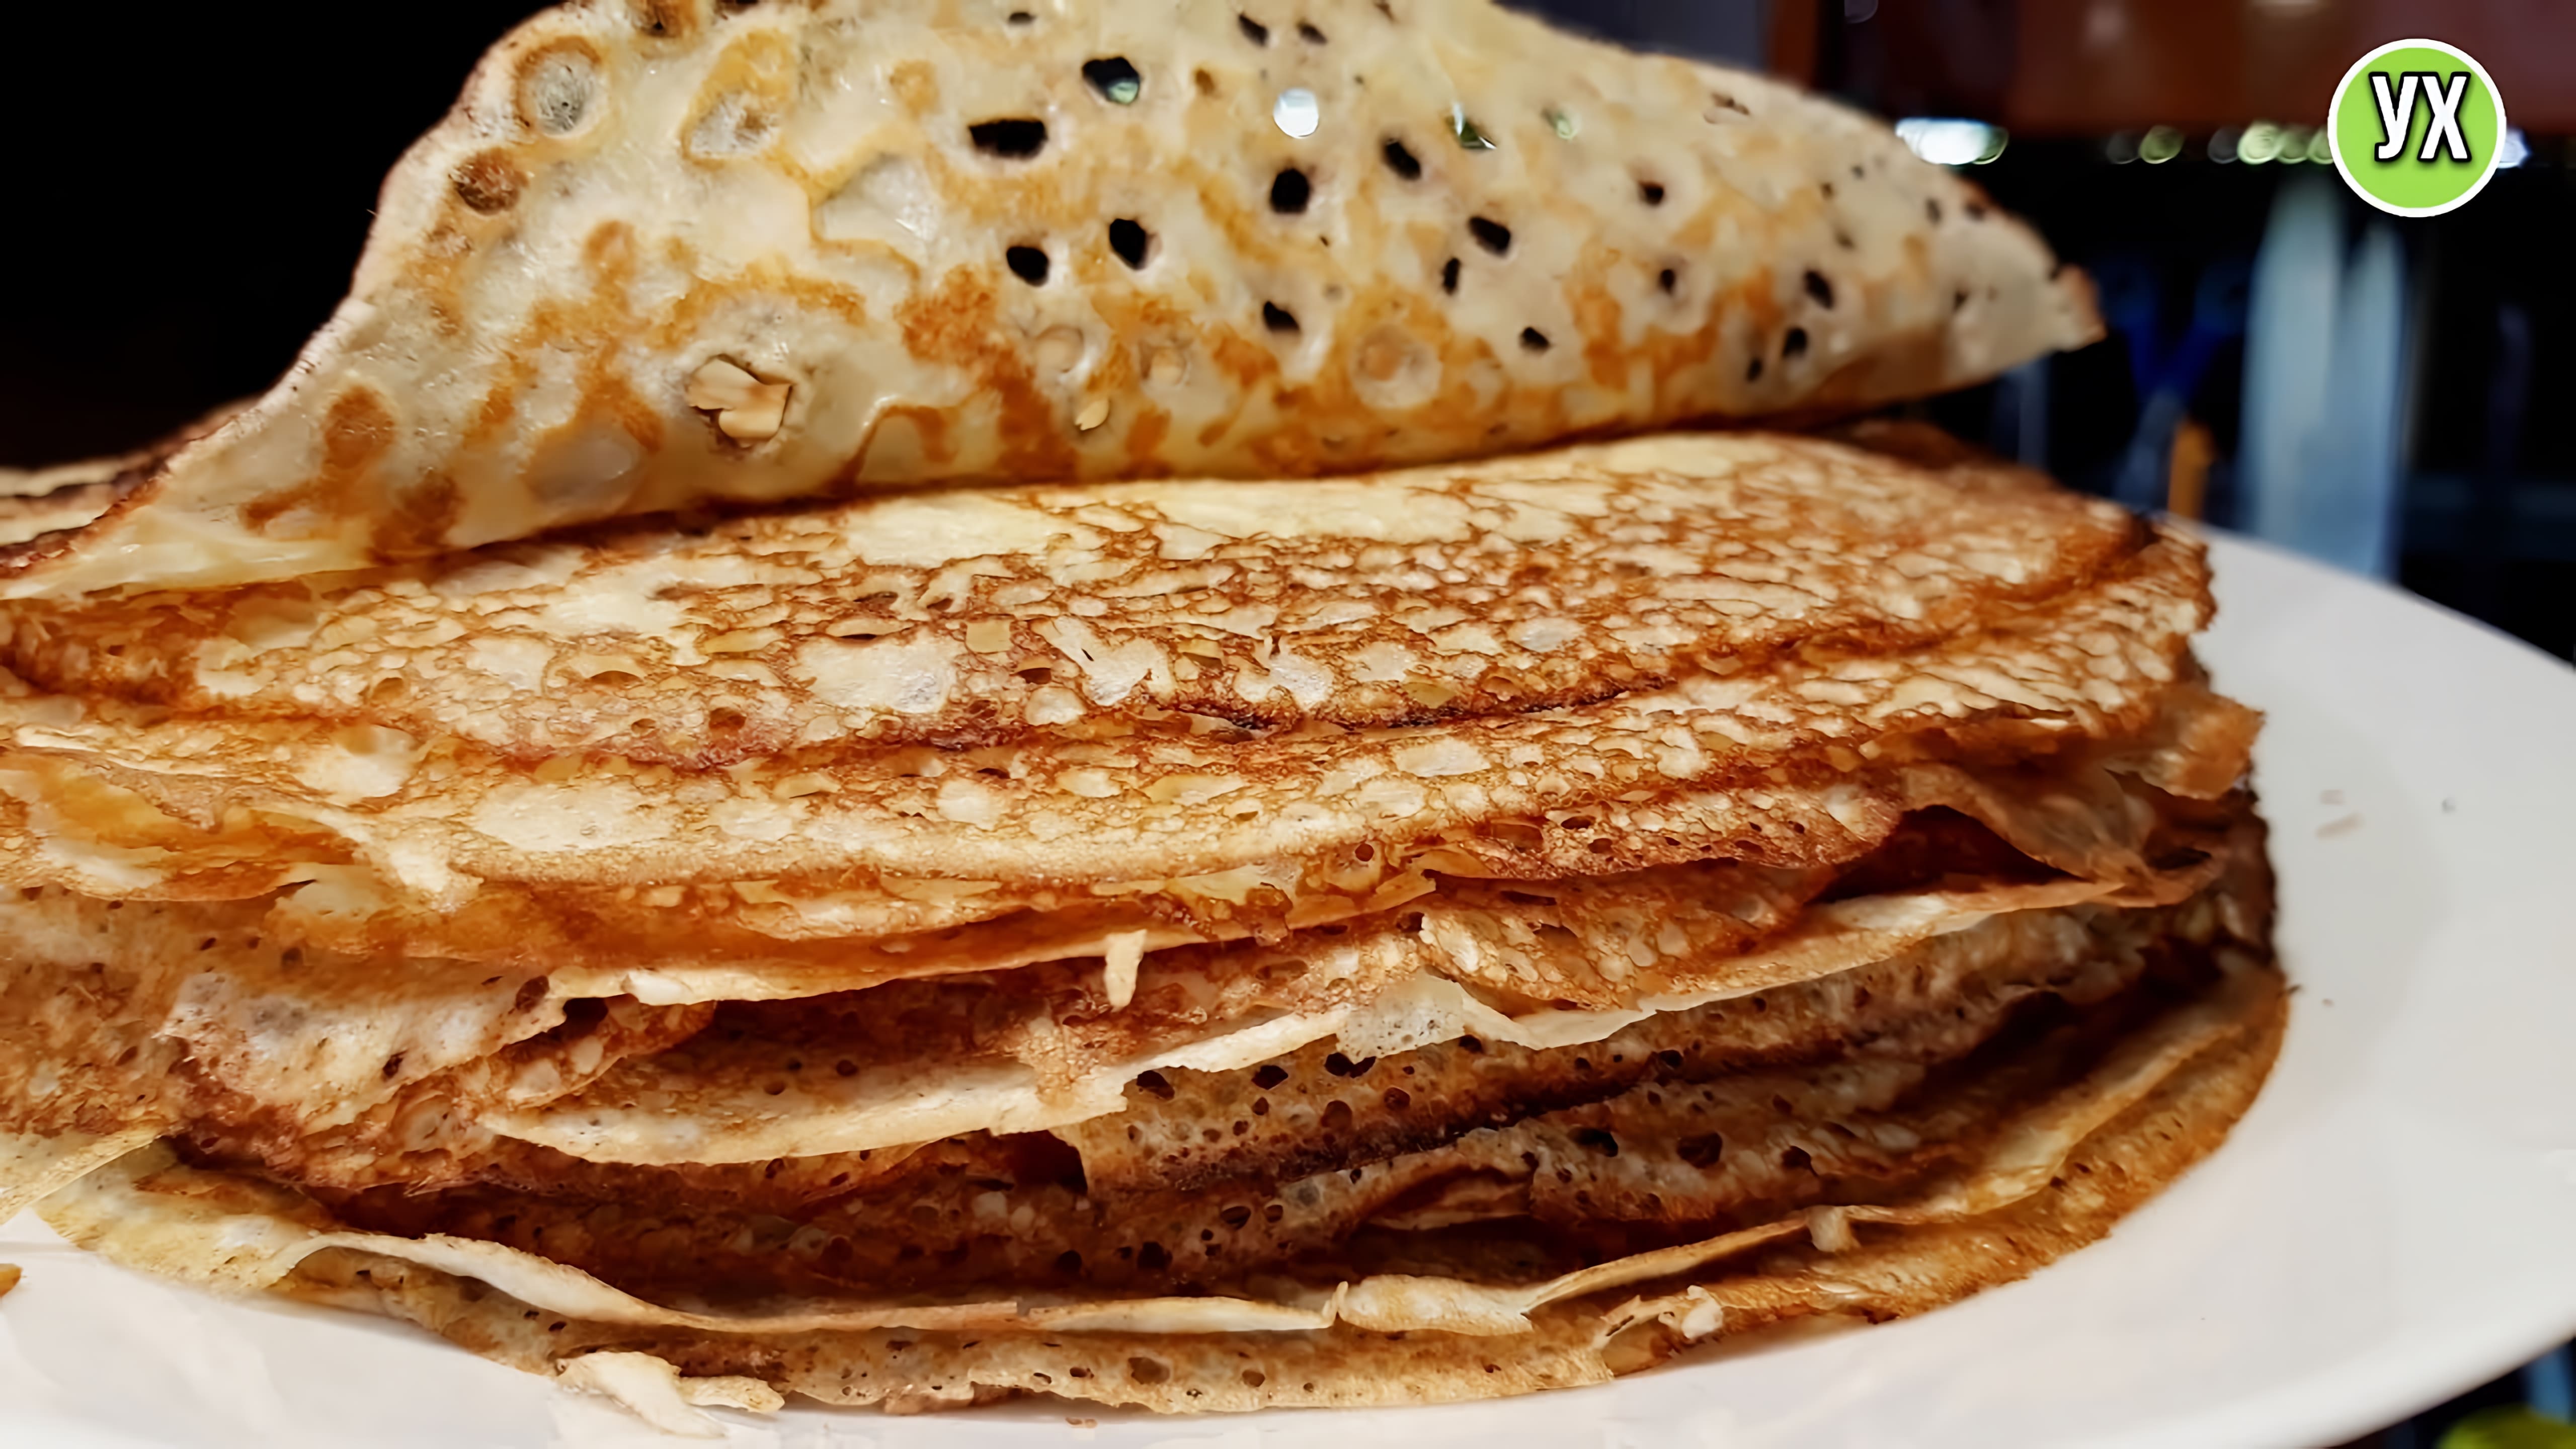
xmin=0 ymin=1 xmax=2569 ymax=1442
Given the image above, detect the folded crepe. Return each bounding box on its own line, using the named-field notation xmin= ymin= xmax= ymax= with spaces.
xmin=0 ymin=0 xmax=2098 ymax=599
xmin=0 ymin=427 xmax=2280 ymax=1425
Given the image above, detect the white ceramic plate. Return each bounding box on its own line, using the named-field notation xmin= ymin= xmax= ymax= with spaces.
xmin=4 ymin=532 xmax=2573 ymax=1449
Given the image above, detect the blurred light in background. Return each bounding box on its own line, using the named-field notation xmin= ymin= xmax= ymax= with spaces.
xmin=1894 ymin=117 xmax=2007 ymax=166
xmin=2104 ymin=122 xmax=2326 ymax=167
xmin=2502 ymin=127 xmax=2532 ymax=168
xmin=1272 ymin=88 xmax=1320 ymax=138
xmin=1448 ymin=102 xmax=1494 ymax=150
xmin=2242 ymin=177 xmax=2412 ymax=578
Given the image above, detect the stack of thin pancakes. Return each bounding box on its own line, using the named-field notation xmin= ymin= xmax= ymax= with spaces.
xmin=0 ymin=0 xmax=2276 ymax=1422
xmin=0 ymin=426 xmax=2279 ymax=1419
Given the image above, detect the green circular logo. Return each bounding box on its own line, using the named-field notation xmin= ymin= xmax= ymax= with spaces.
xmin=2329 ymin=38 xmax=2507 ymax=217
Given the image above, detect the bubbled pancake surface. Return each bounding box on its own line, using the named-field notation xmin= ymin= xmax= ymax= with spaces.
xmin=0 ymin=1 xmax=2097 ymax=598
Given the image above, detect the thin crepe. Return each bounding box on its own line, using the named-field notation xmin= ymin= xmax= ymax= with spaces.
xmin=0 ymin=786 xmax=2237 ymax=1191
xmin=0 ymin=434 xmax=2142 ymax=765
xmin=0 ymin=1 xmax=2097 ymax=598
xmin=0 ymin=530 xmax=2216 ymax=905
xmin=316 ymin=877 xmax=2256 ymax=1305
xmin=37 ymin=960 xmax=2282 ymax=1413
xmin=492 ymin=856 xmax=2228 ymax=1168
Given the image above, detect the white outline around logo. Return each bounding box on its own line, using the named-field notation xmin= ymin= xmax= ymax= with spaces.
xmin=2328 ymin=38 xmax=2508 ymax=218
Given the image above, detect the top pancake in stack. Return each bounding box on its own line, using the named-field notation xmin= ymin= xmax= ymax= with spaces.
xmin=0 ymin=427 xmax=2279 ymax=1418
xmin=0 ymin=0 xmax=2098 ymax=599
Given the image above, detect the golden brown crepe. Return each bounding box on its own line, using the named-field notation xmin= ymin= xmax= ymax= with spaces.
xmin=0 ymin=424 xmax=2276 ymax=1425
xmin=0 ymin=0 xmax=2096 ymax=599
